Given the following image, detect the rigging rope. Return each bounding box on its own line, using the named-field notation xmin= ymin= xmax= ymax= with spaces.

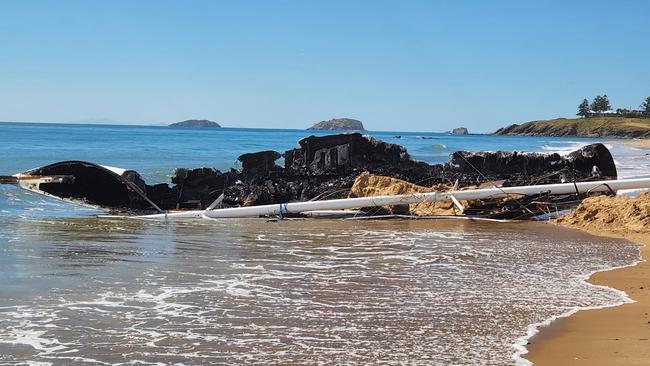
xmin=455 ymin=153 xmax=536 ymax=216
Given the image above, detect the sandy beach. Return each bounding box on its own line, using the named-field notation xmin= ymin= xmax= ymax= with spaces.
xmin=527 ymin=194 xmax=650 ymax=365
xmin=611 ymin=138 xmax=650 ymax=149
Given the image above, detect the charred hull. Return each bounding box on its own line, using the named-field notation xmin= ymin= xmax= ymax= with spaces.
xmin=19 ymin=161 xmax=147 ymax=209
xmin=5 ymin=134 xmax=619 ymax=218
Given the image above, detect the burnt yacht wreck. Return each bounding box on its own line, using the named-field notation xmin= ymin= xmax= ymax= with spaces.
xmin=3 ymin=133 xmax=649 ymax=220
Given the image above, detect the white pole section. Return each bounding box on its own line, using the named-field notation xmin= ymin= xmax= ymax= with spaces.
xmin=134 ymin=178 xmax=650 ymax=220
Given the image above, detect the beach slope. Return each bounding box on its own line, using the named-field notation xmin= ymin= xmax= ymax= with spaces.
xmin=527 ymin=193 xmax=650 ymax=365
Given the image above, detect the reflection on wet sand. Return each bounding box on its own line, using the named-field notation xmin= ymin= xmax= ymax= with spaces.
xmin=8 ymin=217 xmax=150 ymax=268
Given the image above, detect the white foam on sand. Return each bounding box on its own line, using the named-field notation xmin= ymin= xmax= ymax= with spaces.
xmin=0 ymin=222 xmax=645 ymax=365
xmin=512 ymin=247 xmax=644 ymax=365
xmin=0 ymin=308 xmax=71 ymax=363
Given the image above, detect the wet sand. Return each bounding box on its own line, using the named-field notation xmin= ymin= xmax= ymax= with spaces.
xmin=527 ymin=230 xmax=650 ymax=365
xmin=0 ymin=216 xmax=639 ymax=365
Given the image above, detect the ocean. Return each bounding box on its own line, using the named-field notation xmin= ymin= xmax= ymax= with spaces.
xmin=0 ymin=122 xmax=648 ymax=365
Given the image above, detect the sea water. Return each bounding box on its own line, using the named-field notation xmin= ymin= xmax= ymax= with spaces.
xmin=0 ymin=122 xmax=646 ymax=365
xmin=3 ymin=122 xmax=649 ymax=182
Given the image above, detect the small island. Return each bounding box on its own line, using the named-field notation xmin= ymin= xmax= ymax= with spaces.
xmin=450 ymin=127 xmax=469 ymax=135
xmin=169 ymin=119 xmax=221 ymax=128
xmin=308 ymin=118 xmax=365 ymax=131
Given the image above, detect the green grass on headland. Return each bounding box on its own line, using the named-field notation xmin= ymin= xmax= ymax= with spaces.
xmin=493 ymin=117 xmax=650 ymax=138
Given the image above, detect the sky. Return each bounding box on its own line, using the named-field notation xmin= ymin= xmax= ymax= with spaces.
xmin=0 ymin=0 xmax=648 ymax=133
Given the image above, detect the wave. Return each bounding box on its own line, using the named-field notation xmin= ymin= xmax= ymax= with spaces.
xmin=540 ymin=141 xmax=589 ymax=155
xmin=512 ymin=249 xmax=643 ymax=365
xmin=0 ymin=219 xmax=643 ymax=365
xmin=431 ymin=143 xmax=447 ymax=153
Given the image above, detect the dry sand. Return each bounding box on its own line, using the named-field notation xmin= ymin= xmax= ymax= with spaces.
xmin=610 ymin=138 xmax=650 ymax=149
xmin=347 ymin=172 xmax=498 ymax=216
xmin=526 ymin=193 xmax=650 ymax=365
xmin=348 ymin=172 xmax=462 ymax=215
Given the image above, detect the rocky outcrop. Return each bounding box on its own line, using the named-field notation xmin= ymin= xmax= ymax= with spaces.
xmin=450 ymin=127 xmax=469 ymax=135
xmin=169 ymin=119 xmax=221 ymax=128
xmin=493 ymin=117 xmax=650 ymax=138
xmin=308 ymin=118 xmax=365 ymax=131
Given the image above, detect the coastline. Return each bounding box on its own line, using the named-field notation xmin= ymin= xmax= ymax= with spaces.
xmin=513 ymin=238 xmax=642 ymax=365
xmin=526 ymin=200 xmax=650 ymax=365
xmin=610 ymin=138 xmax=650 ymax=148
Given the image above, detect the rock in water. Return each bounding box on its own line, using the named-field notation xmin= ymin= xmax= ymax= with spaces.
xmin=450 ymin=127 xmax=469 ymax=135
xmin=169 ymin=120 xmax=221 ymax=128
xmin=307 ymin=118 xmax=365 ymax=131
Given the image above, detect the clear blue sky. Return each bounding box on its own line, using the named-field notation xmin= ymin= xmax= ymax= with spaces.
xmin=0 ymin=0 xmax=648 ymax=132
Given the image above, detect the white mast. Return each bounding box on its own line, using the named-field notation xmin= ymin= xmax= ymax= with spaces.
xmin=135 ymin=177 xmax=650 ymax=220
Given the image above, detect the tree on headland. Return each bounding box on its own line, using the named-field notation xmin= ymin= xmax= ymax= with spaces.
xmin=577 ymin=99 xmax=590 ymax=118
xmin=591 ymin=95 xmax=611 ymax=112
xmin=641 ymin=96 xmax=650 ymax=117
xmin=600 ymin=94 xmax=612 ymax=111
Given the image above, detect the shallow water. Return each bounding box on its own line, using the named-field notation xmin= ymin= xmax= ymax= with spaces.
xmin=0 ymin=217 xmax=640 ymax=365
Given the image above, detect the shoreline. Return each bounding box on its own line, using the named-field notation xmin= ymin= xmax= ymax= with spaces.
xmin=513 ymin=237 xmax=643 ymax=365
xmin=525 ymin=206 xmax=650 ymax=364
xmin=609 ymin=137 xmax=650 ymax=148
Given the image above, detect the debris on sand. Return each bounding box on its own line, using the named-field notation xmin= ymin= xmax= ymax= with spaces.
xmin=557 ymin=193 xmax=650 ymax=233
xmin=349 ymin=172 xmax=463 ymax=216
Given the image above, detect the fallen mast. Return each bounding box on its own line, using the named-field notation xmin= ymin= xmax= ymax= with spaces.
xmin=136 ymin=177 xmax=650 ymax=220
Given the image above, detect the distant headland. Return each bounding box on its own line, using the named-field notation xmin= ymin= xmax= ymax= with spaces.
xmin=493 ymin=117 xmax=650 ymax=138
xmin=308 ymin=118 xmax=365 ymax=131
xmin=494 ymin=95 xmax=650 ymax=138
xmin=169 ymin=119 xmax=221 ymax=128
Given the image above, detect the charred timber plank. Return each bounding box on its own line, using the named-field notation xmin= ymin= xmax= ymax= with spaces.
xmin=1 ymin=175 xmax=75 ymax=185
xmin=0 ymin=176 xmax=18 ymax=184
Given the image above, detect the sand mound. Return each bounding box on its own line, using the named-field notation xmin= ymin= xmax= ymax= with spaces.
xmin=348 ymin=172 xmax=464 ymax=216
xmin=556 ymin=192 xmax=650 ymax=234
